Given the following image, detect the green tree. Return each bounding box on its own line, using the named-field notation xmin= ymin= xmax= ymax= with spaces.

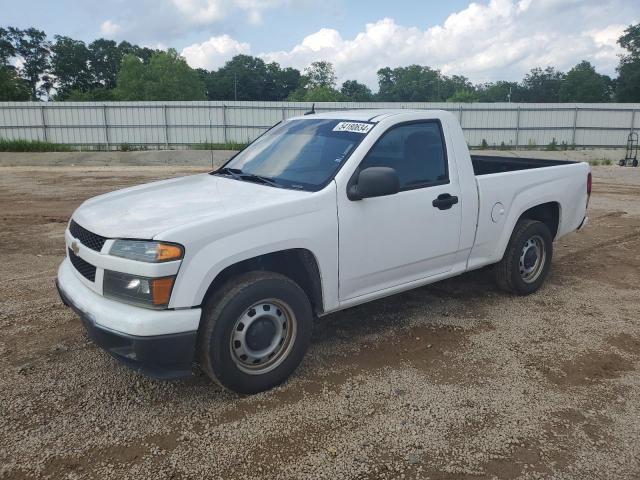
xmin=376 ymin=65 xmax=444 ymax=101
xmin=616 ymin=23 xmax=640 ymax=102
xmin=120 ymin=42 xmax=156 ymax=64
xmin=0 ymin=27 xmax=29 ymax=100
xmin=340 ymin=80 xmax=373 ymax=101
xmin=447 ymin=89 xmax=477 ymax=102
xmin=201 ymin=56 xmax=302 ymax=101
xmin=616 ymin=60 xmax=640 ymax=102
xmin=51 ymin=36 xmax=92 ymax=99
xmin=265 ymin=63 xmax=301 ymax=100
xmin=440 ymin=75 xmax=474 ymax=101
xmin=206 ymin=55 xmax=268 ymax=100
xmin=114 ymin=49 xmax=206 ymax=100
xmin=8 ymin=27 xmax=52 ymax=99
xmin=476 ymin=81 xmax=523 ymax=102
xmin=64 ymin=87 xmax=116 ymax=101
xmin=559 ymin=60 xmax=612 ymax=102
xmin=521 ymin=66 xmax=565 ymax=102
xmin=288 ymin=85 xmax=343 ymax=102
xmin=0 ymin=66 xmax=30 ymax=100
xmin=304 ymin=61 xmax=337 ymax=89
xmin=618 ymin=23 xmax=640 ymax=57
xmin=87 ymin=39 xmax=121 ymax=89
xmin=0 ymin=27 xmax=16 ymax=66
xmin=86 ymin=39 xmax=156 ymax=90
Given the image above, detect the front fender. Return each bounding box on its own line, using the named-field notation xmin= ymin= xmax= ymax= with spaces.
xmin=165 ymin=189 xmax=339 ymax=312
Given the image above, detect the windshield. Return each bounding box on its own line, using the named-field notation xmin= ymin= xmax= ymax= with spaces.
xmin=216 ymin=118 xmax=374 ymax=191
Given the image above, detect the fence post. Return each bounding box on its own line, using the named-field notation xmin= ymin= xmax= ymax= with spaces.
xmin=207 ymin=104 xmax=213 ymax=146
xmin=222 ymin=104 xmax=228 ymax=144
xmin=515 ymin=106 xmax=521 ymax=150
xmin=571 ymin=106 xmax=579 ymax=146
xmin=102 ymin=104 xmax=110 ymax=150
xmin=163 ymin=105 xmax=169 ymax=149
xmin=40 ymin=105 xmax=48 ymax=142
xmin=458 ymin=105 xmax=463 ymax=126
xmin=281 ymin=106 xmax=285 ymax=121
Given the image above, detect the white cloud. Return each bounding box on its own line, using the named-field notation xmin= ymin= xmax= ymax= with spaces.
xmin=175 ymin=0 xmax=637 ymax=89
xmin=170 ymin=0 xmax=227 ymax=24
xmin=181 ymin=34 xmax=250 ymax=69
xmin=169 ymin=0 xmax=287 ymax=26
xmin=589 ymin=24 xmax=627 ymax=49
xmin=235 ymin=0 xmax=287 ymax=25
xmin=257 ymin=0 xmax=637 ymax=87
xmin=99 ymin=20 xmax=122 ymax=38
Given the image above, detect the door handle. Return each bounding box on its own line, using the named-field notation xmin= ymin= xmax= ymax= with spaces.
xmin=432 ymin=193 xmax=459 ymax=210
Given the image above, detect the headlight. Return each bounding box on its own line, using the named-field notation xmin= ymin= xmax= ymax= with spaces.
xmin=103 ymin=271 xmax=175 ymax=309
xmin=110 ymin=240 xmax=183 ymax=263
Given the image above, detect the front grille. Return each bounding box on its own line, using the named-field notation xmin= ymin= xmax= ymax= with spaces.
xmin=69 ymin=220 xmax=107 ymax=252
xmin=68 ymin=248 xmax=97 ymax=282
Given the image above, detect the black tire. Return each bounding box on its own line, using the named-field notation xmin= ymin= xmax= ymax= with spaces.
xmin=495 ymin=219 xmax=553 ymax=295
xmin=197 ymin=271 xmax=313 ymax=394
xmin=619 ymin=159 xmax=626 ymax=166
xmin=633 ymin=159 xmax=638 ymax=167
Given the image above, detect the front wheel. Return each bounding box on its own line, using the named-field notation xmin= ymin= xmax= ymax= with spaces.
xmin=495 ymin=219 xmax=553 ymax=295
xmin=197 ymin=271 xmax=313 ymax=394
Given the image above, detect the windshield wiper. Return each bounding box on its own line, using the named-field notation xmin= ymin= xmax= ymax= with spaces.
xmin=215 ymin=167 xmax=280 ymax=188
xmin=215 ymin=166 xmax=243 ymax=180
xmin=237 ymin=172 xmax=280 ymax=188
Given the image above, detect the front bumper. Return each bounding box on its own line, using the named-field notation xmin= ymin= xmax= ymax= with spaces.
xmin=56 ymin=259 xmax=201 ymax=379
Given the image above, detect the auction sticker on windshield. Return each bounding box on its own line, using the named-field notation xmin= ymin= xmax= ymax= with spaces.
xmin=333 ymin=122 xmax=374 ymax=134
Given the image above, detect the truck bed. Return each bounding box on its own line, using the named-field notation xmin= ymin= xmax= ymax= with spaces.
xmin=471 ymin=155 xmax=576 ymax=176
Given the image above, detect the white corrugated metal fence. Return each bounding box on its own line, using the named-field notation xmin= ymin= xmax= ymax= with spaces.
xmin=0 ymin=101 xmax=638 ymax=149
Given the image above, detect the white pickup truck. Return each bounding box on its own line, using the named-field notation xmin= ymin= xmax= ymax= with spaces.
xmin=56 ymin=109 xmax=591 ymax=393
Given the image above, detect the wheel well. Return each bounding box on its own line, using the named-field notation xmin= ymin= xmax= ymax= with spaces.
xmin=202 ymin=249 xmax=324 ymax=315
xmin=519 ymin=202 xmax=560 ymax=238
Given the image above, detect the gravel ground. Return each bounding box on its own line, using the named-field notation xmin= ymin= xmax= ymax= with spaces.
xmin=1 ymin=164 xmax=639 ymax=480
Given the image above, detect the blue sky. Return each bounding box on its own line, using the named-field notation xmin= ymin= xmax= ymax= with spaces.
xmin=2 ymin=0 xmax=471 ymax=52
xmin=2 ymin=0 xmax=638 ymax=87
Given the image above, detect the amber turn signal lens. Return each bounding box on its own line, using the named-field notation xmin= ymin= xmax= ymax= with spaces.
xmin=151 ymin=277 xmax=175 ymax=306
xmin=156 ymin=243 xmax=183 ymax=262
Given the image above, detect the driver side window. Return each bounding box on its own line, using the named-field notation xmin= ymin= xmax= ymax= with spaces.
xmin=360 ymin=122 xmax=448 ymax=190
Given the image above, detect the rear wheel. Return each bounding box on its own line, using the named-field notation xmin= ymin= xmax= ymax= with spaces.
xmin=495 ymin=219 xmax=553 ymax=295
xmin=197 ymin=271 xmax=313 ymax=394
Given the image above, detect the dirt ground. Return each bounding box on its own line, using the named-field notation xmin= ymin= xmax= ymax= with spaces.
xmin=1 ymin=164 xmax=639 ymax=480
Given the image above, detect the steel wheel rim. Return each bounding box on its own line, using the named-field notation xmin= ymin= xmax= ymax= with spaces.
xmin=230 ymin=299 xmax=297 ymax=375
xmin=519 ymin=235 xmax=546 ymax=284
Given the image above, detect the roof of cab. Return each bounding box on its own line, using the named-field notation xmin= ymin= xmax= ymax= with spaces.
xmin=290 ymin=109 xmax=432 ymax=123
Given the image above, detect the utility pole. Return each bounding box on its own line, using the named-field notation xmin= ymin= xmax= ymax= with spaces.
xmin=508 ymin=86 xmax=512 ymax=103
xmin=234 ymin=73 xmax=238 ymax=102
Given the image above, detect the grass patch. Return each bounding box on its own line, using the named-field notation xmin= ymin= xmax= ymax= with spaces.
xmin=0 ymin=138 xmax=74 ymax=152
xmin=588 ymin=158 xmax=613 ymax=166
xmin=191 ymin=142 xmax=247 ymax=151
xmin=118 ymin=143 xmax=148 ymax=152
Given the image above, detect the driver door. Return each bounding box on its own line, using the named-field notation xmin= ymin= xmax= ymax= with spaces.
xmin=337 ymin=120 xmax=462 ymax=301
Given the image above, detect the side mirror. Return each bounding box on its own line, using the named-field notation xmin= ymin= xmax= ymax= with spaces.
xmin=348 ymin=167 xmax=400 ymax=200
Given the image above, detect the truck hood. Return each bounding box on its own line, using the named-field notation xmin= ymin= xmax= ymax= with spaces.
xmin=72 ymin=173 xmax=310 ymax=239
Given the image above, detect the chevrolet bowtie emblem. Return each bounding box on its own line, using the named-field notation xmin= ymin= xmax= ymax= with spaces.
xmin=71 ymin=241 xmax=80 ymax=255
